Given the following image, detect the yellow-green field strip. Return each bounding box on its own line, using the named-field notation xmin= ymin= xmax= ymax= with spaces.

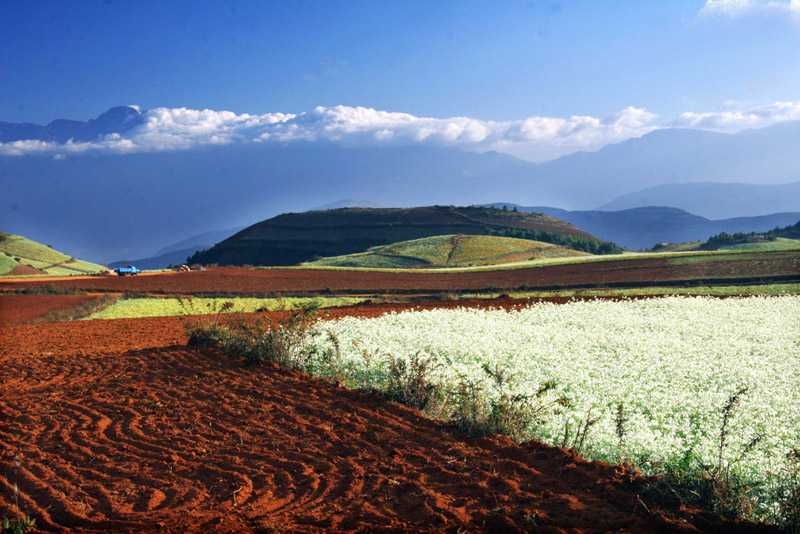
xmin=466 ymin=282 xmax=800 ymax=298
xmin=257 ymin=247 xmax=800 ymax=274
xmin=85 ymin=296 xmax=368 ymax=320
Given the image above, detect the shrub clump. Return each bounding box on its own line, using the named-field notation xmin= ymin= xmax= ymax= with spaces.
xmin=183 ymin=303 xmax=560 ymax=444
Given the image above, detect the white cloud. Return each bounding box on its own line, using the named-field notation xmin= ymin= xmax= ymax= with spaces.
xmin=0 ymin=101 xmax=798 ymax=161
xmin=699 ymin=0 xmax=800 ymax=21
xmin=0 ymin=105 xmax=659 ymax=160
xmin=670 ymin=101 xmax=800 ymax=129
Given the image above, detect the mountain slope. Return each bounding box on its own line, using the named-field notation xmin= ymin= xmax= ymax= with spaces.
xmin=0 ymin=231 xmax=106 ymax=275
xmin=597 ymin=181 xmax=800 ymax=219
xmin=485 ymin=204 xmax=800 ymax=251
xmin=191 ymin=206 xmax=619 ymax=266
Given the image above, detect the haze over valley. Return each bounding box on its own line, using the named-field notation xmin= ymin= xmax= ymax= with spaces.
xmin=2 ymin=105 xmax=799 ymax=263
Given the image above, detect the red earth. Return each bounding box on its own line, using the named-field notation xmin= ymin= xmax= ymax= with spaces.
xmin=0 ymin=297 xmax=777 ymax=533
xmin=1 ymin=250 xmax=798 ymax=296
xmin=0 ymin=294 xmax=98 ymax=324
xmin=5 ymin=264 xmax=46 ymax=276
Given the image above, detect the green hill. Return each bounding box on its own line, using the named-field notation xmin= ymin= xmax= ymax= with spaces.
xmin=303 ymin=234 xmax=591 ymax=268
xmin=0 ymin=231 xmax=107 ymax=276
xmin=190 ymin=205 xmax=622 ymax=267
xmin=651 ymin=219 xmax=800 ymax=252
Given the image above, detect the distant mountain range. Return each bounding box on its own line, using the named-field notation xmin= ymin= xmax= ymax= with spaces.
xmin=539 ymin=123 xmax=800 ymax=209
xmin=485 ymin=204 xmax=800 ymax=250
xmin=108 ymin=227 xmax=243 ymax=270
xmin=598 ymin=181 xmax=800 ymax=220
xmin=0 ymin=106 xmax=143 ymax=144
xmin=2 ymin=107 xmax=799 ymax=261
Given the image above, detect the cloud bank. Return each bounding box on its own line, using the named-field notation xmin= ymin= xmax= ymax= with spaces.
xmin=670 ymin=101 xmax=800 ymax=129
xmin=699 ymin=0 xmax=800 ymax=21
xmin=1 ymin=101 xmax=799 ymax=161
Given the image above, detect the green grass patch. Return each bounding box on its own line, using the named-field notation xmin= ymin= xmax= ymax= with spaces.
xmin=0 ymin=253 xmax=19 ymax=275
xmin=63 ymin=258 xmax=107 ymax=271
xmin=43 ymin=266 xmax=85 ymax=276
xmin=665 ymin=249 xmax=793 ymax=266
xmin=85 ymin=296 xmax=367 ymax=320
xmin=718 ymin=238 xmax=800 ymax=251
xmin=498 ymin=283 xmax=800 ymax=298
xmin=0 ymin=231 xmax=106 ymax=275
xmin=278 ymin=247 xmax=799 ymax=276
xmin=309 ymin=253 xmax=428 ymax=268
xmin=0 ymin=233 xmax=69 ymax=264
xmin=14 ymin=259 xmax=51 ymax=270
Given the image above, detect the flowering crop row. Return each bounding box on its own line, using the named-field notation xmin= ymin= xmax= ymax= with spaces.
xmin=306 ymin=296 xmax=800 ymax=496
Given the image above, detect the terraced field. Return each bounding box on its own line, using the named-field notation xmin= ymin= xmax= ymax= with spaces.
xmin=304 ymin=234 xmax=588 ymax=268
xmin=2 ymin=249 xmax=797 ymax=296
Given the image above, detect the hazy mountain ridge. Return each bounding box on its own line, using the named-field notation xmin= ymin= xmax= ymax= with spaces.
xmin=485 ymin=204 xmax=800 ymax=250
xmin=0 ymin=106 xmax=143 ymax=144
xmin=597 ymin=181 xmax=800 ymax=219
xmin=108 ymin=246 xmax=209 ymax=271
xmin=533 ymin=123 xmax=800 ymax=208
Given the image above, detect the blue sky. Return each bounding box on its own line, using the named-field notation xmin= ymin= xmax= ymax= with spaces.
xmin=2 ymin=0 xmax=799 ymax=160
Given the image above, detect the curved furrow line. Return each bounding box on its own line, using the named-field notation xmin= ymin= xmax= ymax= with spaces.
xmin=158 ymin=486 xmax=206 ymax=513
xmin=85 ymin=398 xmax=201 ymax=456
xmin=179 ymin=463 xmax=249 ymax=510
xmin=21 ymin=442 xmax=217 ymax=523
xmin=308 ymin=455 xmax=366 ymax=512
xmin=243 ymin=455 xmax=323 ymax=515
xmin=266 ymin=458 xmax=335 ymax=516
xmin=0 ymin=470 xmax=59 ymax=531
xmin=21 ymin=450 xmax=117 ymax=512
xmin=45 ymin=405 xmax=112 ymax=464
xmin=105 ymin=407 xmax=187 ymax=459
xmin=0 ymin=461 xmax=154 ymax=532
xmin=47 ymin=403 xmax=226 ymax=515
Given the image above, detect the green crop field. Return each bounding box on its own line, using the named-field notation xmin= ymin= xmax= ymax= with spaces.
xmin=718 ymin=237 xmax=800 ymax=251
xmin=86 ymin=296 xmax=367 ymax=320
xmin=500 ymin=282 xmax=800 ymax=298
xmin=304 ymin=234 xmax=589 ymax=269
xmin=0 ymin=253 xmax=18 ymax=275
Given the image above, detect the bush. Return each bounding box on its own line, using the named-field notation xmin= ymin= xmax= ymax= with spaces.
xmin=185 ymin=309 xmax=561 ymax=444
xmin=384 ymin=352 xmax=443 ymax=412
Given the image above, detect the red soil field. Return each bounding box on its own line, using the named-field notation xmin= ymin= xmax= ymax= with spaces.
xmin=1 ymin=250 xmax=798 ymax=296
xmin=6 ymin=264 xmax=46 ymax=276
xmin=0 ymin=300 xmax=775 ymax=533
xmin=0 ymin=294 xmax=98 ymax=324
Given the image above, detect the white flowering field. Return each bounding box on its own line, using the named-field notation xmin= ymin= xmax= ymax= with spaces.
xmin=307 ymin=296 xmax=800 ymax=488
